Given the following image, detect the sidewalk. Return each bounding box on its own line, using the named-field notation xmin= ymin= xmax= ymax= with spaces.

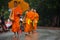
xmin=0 ymin=29 xmax=60 ymax=40
xmin=38 ymin=26 xmax=60 ymax=30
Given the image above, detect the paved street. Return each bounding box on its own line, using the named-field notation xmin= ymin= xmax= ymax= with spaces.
xmin=0 ymin=29 xmax=60 ymax=40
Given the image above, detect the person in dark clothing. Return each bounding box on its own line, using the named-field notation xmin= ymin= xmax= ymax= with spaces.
xmin=0 ymin=11 xmax=7 ymax=32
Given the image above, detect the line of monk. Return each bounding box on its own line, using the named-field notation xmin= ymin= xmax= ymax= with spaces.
xmin=9 ymin=1 xmax=39 ymax=37
xmin=24 ymin=9 xmax=35 ymax=34
xmin=24 ymin=9 xmax=39 ymax=35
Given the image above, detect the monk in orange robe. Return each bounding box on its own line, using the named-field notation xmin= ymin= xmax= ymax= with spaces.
xmin=9 ymin=1 xmax=22 ymax=37
xmin=33 ymin=9 xmax=39 ymax=32
xmin=24 ymin=9 xmax=35 ymax=34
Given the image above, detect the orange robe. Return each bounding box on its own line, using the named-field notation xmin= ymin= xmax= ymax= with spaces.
xmin=33 ymin=13 xmax=39 ymax=31
xmin=24 ymin=11 xmax=35 ymax=33
xmin=10 ymin=6 xmax=22 ymax=32
xmin=26 ymin=11 xmax=35 ymax=20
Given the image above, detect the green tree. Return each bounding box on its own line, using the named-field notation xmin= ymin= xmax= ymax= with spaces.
xmin=0 ymin=0 xmax=11 ymax=10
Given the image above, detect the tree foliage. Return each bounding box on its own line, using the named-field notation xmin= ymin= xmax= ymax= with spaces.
xmin=0 ymin=0 xmax=59 ymax=26
xmin=0 ymin=0 xmax=11 ymax=10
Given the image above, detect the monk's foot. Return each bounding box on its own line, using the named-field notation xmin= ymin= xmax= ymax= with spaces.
xmin=16 ymin=32 xmax=20 ymax=38
xmin=13 ymin=35 xmax=16 ymax=38
xmin=13 ymin=32 xmax=17 ymax=38
xmin=33 ymin=30 xmax=37 ymax=33
xmin=28 ymin=32 xmax=33 ymax=35
xmin=29 ymin=31 xmax=33 ymax=34
xmin=25 ymin=32 xmax=29 ymax=36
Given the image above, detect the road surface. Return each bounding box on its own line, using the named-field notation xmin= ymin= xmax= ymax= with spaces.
xmin=0 ymin=29 xmax=60 ymax=40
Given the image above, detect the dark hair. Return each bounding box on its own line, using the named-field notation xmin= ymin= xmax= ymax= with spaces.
xmin=14 ymin=1 xmax=17 ymax=4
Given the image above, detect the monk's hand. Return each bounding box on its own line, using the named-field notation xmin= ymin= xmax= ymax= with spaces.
xmin=17 ymin=14 xmax=20 ymax=17
xmin=17 ymin=12 xmax=20 ymax=17
xmin=10 ymin=19 xmax=14 ymax=22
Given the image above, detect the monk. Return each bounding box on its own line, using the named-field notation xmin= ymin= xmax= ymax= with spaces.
xmin=24 ymin=9 xmax=35 ymax=35
xmin=9 ymin=1 xmax=22 ymax=37
xmin=33 ymin=9 xmax=39 ymax=32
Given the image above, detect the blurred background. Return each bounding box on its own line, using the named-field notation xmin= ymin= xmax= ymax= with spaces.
xmin=0 ymin=0 xmax=59 ymax=27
